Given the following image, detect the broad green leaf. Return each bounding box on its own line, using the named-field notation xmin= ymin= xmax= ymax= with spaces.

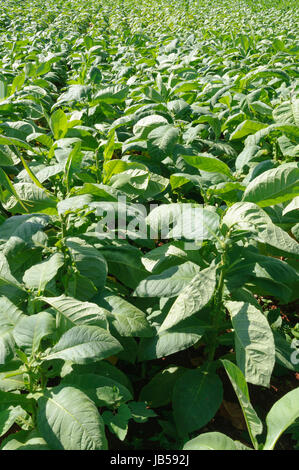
xmin=101 ymin=292 xmax=153 ymax=337
xmin=93 ymin=85 xmax=128 ymax=104
xmin=0 ymin=145 xmax=16 ymax=166
xmin=206 ymin=181 xmax=245 ymax=205
xmin=0 ymin=390 xmax=34 ymax=412
xmin=147 ymin=204 xmax=220 ymax=242
xmin=0 ymin=430 xmax=49 ymax=450
xmin=0 ymin=365 xmax=25 ymax=392
xmin=235 ymin=144 xmax=266 ymax=171
xmin=62 ymin=361 xmax=133 ymax=393
xmin=230 ymin=120 xmax=268 ymax=140
xmin=13 ymin=312 xmax=56 ymax=355
xmin=223 ymin=202 xmax=299 ymax=258
xmin=141 ymin=241 xmax=189 ymax=274
xmin=250 ymin=101 xmax=272 ymax=118
xmin=264 ymin=388 xmax=299 ymax=450
xmin=0 ymin=253 xmax=24 ymax=296
xmin=50 ymin=109 xmax=68 ymax=140
xmin=134 ymin=261 xmax=201 ymax=298
xmin=173 ymin=369 xmax=223 ymax=435
xmin=0 ymin=297 xmax=24 ymax=364
xmin=54 ymin=85 xmax=91 ymax=107
xmin=37 ymin=385 xmax=107 ymax=450
xmin=98 ymin=245 xmax=148 ymax=289
xmin=146 ymin=203 xmax=185 ymax=237
xmin=168 ymin=207 xmax=220 ymax=242
xmin=65 ymin=238 xmax=107 ymax=293
xmin=159 ymin=265 xmax=217 ymax=332
xmin=11 ymin=73 xmax=25 ymax=95
xmin=27 ymin=133 xmax=54 ymax=149
xmin=249 ymin=253 xmax=299 ymax=304
xmin=147 ymin=125 xmax=179 ymax=159
xmin=138 ymin=329 xmax=203 ymax=361
xmin=0 ymin=296 xmax=24 ymax=326
xmin=2 ymin=182 xmax=58 ymax=215
xmin=182 ymin=154 xmax=232 ymax=178
xmin=57 ymin=194 xmax=93 ymax=215
xmin=273 ymin=99 xmax=299 ymax=126
xmin=139 ymin=366 xmax=187 ymax=408
xmin=0 ymin=135 xmax=33 ymax=150
xmin=183 ymin=432 xmax=242 ymax=450
xmin=225 ymin=301 xmax=275 ymax=387
xmin=240 ymin=67 xmax=290 ymax=89
xmin=44 ymin=325 xmax=122 ymax=364
xmin=243 ymin=164 xmax=299 ymax=207
xmin=0 ymin=405 xmax=25 ymax=437
xmin=128 ymin=401 xmax=157 ymax=423
xmin=0 ymin=214 xmax=49 ymax=242
xmin=23 ymin=253 xmax=64 ymax=292
xmin=17 ymin=153 xmax=46 ymax=191
xmin=0 ymin=327 xmax=15 ymax=365
xmin=110 ymin=168 xmax=149 ymax=194
xmin=36 ymin=60 xmax=54 ymax=77
xmin=66 ymin=272 xmax=98 ymax=302
xmin=41 ymin=295 xmax=109 ymax=329
xmin=196 ymin=115 xmax=221 ymax=139
xmin=133 ymin=115 xmax=168 ymax=139
xmin=62 ymin=372 xmax=132 ymax=407
xmin=278 ymin=135 xmax=299 ymax=159
xmin=169 ymin=174 xmax=192 ymax=190
xmin=102 ymin=404 xmax=131 ymax=441
xmin=103 ymin=160 xmax=146 ymax=184
xmin=89 ymin=66 xmax=102 ymax=84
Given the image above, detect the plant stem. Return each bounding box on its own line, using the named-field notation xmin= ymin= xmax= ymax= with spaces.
xmin=207 ymin=250 xmax=227 ymax=362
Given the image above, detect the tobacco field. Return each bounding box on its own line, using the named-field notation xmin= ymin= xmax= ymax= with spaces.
xmin=0 ymin=0 xmax=299 ymax=451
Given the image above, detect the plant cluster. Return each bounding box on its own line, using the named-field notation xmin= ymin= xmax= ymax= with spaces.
xmin=0 ymin=0 xmax=298 ymax=450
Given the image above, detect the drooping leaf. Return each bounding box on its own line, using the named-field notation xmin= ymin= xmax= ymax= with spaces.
xmin=159 ymin=265 xmax=217 ymax=332
xmin=225 ymin=301 xmax=275 ymax=387
xmin=222 ymin=359 xmax=263 ymax=449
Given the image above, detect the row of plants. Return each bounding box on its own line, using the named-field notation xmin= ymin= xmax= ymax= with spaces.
xmin=0 ymin=0 xmax=298 ymax=450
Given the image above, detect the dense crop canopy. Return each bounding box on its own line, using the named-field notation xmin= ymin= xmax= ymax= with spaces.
xmin=0 ymin=0 xmax=298 ymax=451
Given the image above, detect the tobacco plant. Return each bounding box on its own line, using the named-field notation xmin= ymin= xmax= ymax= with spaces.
xmin=0 ymin=0 xmax=298 ymax=450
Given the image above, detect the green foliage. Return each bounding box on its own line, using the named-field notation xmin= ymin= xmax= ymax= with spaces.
xmin=0 ymin=0 xmax=298 ymax=451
